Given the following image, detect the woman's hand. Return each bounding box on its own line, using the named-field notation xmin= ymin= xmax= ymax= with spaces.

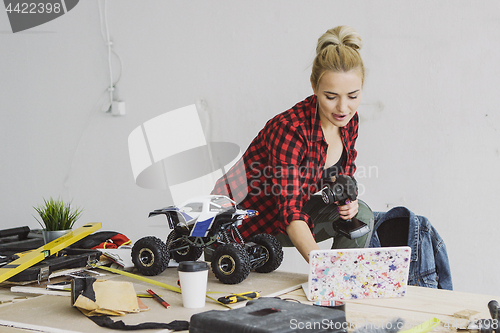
xmin=336 ymin=199 xmax=358 ymax=220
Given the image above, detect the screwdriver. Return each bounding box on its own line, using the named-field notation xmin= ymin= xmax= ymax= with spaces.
xmin=217 ymin=291 xmax=260 ymax=304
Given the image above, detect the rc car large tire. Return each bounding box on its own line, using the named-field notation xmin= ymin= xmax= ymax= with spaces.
xmin=166 ymin=231 xmax=203 ymax=263
xmin=211 ymin=243 xmax=251 ymax=284
xmin=248 ymin=233 xmax=284 ymax=273
xmin=131 ymin=236 xmax=170 ymax=276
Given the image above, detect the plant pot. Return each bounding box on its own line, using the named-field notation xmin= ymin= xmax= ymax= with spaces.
xmin=42 ymin=229 xmax=71 ymax=244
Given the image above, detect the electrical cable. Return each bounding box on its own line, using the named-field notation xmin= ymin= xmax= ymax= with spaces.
xmin=97 ymin=0 xmax=122 ymax=111
xmin=111 ymin=48 xmax=123 ymax=84
xmin=102 ymin=0 xmax=113 ymax=108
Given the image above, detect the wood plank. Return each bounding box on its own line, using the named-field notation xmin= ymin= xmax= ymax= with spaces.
xmin=10 ymin=286 xmax=69 ymax=297
xmin=0 ymin=320 xmax=80 ymax=333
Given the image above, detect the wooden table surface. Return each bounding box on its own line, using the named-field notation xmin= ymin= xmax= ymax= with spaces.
xmin=1 ymin=267 xmax=499 ymax=332
xmin=285 ymin=285 xmax=499 ymax=332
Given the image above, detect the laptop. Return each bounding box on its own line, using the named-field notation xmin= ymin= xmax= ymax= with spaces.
xmin=303 ymin=246 xmax=411 ymax=301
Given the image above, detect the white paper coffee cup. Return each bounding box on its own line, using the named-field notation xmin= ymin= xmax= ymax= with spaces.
xmin=177 ymin=261 xmax=209 ymax=308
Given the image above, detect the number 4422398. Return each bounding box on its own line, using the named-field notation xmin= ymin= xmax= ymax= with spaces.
xmin=5 ymin=2 xmax=62 ymax=14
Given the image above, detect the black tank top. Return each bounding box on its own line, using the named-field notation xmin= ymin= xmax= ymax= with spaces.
xmin=323 ymin=148 xmax=346 ymax=180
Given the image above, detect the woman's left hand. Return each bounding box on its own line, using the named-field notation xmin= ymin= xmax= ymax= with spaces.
xmin=336 ymin=199 xmax=358 ymax=220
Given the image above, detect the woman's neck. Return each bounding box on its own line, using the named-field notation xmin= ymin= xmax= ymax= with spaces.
xmin=320 ymin=121 xmax=340 ymax=144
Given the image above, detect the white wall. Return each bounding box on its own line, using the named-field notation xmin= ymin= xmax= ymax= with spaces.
xmin=1 ymin=0 xmax=499 ymax=296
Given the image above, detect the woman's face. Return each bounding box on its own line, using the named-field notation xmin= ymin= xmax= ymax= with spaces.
xmin=313 ymin=70 xmax=363 ymax=129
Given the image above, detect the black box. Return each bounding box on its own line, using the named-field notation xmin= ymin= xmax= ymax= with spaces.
xmin=190 ymin=297 xmax=347 ymax=333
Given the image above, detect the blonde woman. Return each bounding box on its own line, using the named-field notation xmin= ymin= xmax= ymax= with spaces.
xmin=212 ymin=26 xmax=373 ymax=262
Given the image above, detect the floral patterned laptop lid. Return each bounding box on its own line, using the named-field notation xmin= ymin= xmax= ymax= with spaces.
xmin=305 ymin=246 xmax=411 ymax=301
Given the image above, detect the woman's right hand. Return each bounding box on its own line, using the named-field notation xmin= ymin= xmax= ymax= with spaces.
xmin=336 ymin=199 xmax=358 ymax=220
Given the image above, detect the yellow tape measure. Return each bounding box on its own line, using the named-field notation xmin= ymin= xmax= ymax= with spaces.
xmin=93 ymin=265 xmax=236 ymax=309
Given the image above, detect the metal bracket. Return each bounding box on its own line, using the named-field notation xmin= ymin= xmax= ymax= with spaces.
xmin=37 ymin=266 xmax=50 ymax=284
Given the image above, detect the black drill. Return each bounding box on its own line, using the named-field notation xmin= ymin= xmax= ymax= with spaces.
xmin=321 ymin=175 xmax=370 ymax=240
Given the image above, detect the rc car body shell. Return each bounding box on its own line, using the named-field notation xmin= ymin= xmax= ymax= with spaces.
xmin=149 ymin=195 xmax=258 ymax=237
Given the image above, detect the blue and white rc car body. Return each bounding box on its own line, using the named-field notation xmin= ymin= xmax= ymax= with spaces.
xmin=150 ymin=195 xmax=258 ymax=238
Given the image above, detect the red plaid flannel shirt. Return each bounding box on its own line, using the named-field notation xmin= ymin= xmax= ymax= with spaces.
xmin=212 ymin=95 xmax=358 ymax=239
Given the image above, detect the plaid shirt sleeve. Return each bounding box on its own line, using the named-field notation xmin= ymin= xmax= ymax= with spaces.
xmin=266 ymin=120 xmax=312 ymax=233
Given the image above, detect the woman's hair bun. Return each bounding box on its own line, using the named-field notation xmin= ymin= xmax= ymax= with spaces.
xmin=316 ymin=25 xmax=362 ymax=55
xmin=310 ymin=25 xmax=365 ymax=88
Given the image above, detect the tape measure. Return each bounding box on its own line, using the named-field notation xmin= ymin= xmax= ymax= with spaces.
xmin=93 ymin=265 xmax=235 ymax=309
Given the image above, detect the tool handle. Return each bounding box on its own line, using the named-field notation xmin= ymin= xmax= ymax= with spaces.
xmin=0 ymin=226 xmax=30 ymax=240
xmin=217 ymin=292 xmax=260 ymax=304
xmin=488 ymin=300 xmax=499 ymax=320
xmin=235 ymin=291 xmax=259 ymax=298
xmin=217 ymin=295 xmax=246 ymax=304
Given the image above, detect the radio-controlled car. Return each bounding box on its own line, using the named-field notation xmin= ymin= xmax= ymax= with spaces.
xmin=131 ymin=195 xmax=283 ymax=284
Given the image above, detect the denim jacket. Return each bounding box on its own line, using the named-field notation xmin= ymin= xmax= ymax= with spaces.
xmin=369 ymin=207 xmax=453 ymax=290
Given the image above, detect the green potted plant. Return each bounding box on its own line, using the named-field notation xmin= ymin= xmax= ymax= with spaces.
xmin=33 ymin=197 xmax=83 ymax=244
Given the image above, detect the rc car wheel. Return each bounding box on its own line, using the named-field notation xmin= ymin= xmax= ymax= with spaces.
xmin=211 ymin=243 xmax=251 ymax=284
xmin=248 ymin=233 xmax=284 ymax=273
xmin=166 ymin=231 xmax=203 ymax=262
xmin=131 ymin=236 xmax=170 ymax=276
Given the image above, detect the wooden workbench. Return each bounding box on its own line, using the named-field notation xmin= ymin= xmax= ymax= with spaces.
xmin=287 ymin=285 xmax=499 ymax=332
xmin=1 ymin=267 xmax=498 ymax=332
xmin=0 ymin=267 xmax=306 ymax=332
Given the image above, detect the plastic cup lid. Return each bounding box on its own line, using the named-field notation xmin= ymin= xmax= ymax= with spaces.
xmin=177 ymin=261 xmax=209 ymax=272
